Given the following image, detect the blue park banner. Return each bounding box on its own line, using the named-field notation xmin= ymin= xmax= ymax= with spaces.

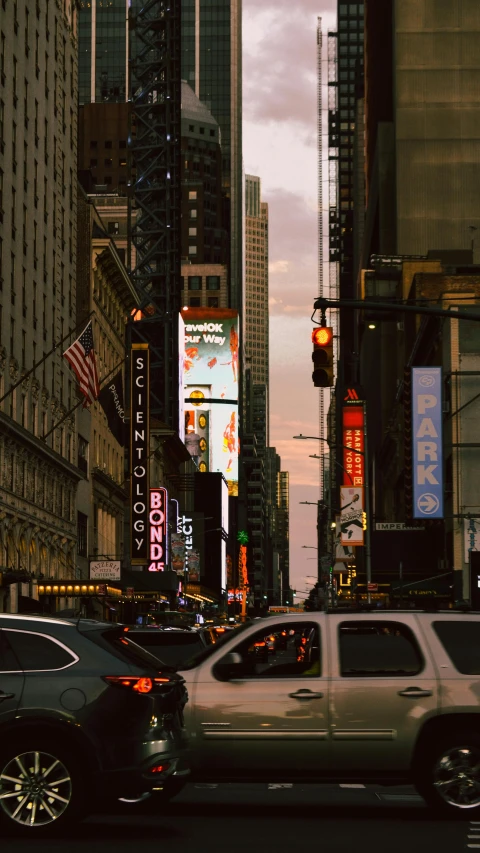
xmin=412 ymin=367 xmax=444 ymax=519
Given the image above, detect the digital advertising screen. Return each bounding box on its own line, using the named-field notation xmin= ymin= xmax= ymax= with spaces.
xmin=181 ymin=308 xmax=239 ymax=496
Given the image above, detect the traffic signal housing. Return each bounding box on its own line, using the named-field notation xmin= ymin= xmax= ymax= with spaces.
xmin=312 ymin=326 xmax=334 ymax=387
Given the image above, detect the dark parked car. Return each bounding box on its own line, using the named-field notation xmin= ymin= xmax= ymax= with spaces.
xmin=0 ymin=614 xmax=189 ymax=835
xmin=128 ymin=626 xmax=209 ymax=667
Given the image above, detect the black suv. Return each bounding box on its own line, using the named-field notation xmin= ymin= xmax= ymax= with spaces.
xmin=0 ymin=614 xmax=189 ymax=835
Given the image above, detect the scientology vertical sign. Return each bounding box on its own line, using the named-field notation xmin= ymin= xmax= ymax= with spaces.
xmin=412 ymin=367 xmax=443 ymax=520
xmin=131 ymin=344 xmax=150 ymax=564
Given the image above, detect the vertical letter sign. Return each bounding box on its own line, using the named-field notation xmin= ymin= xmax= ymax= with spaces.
xmin=131 ymin=344 xmax=150 ymax=563
xmin=149 ymin=488 xmax=168 ymax=571
xmin=412 ymin=367 xmax=443 ymax=519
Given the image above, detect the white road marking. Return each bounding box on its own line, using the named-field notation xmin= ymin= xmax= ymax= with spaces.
xmin=268 ymin=783 xmax=293 ymax=789
xmin=194 ymin=784 xmax=218 ymax=789
xmin=339 ymin=784 xmax=365 ymax=788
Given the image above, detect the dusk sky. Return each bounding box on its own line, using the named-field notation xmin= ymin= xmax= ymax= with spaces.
xmin=243 ymin=0 xmax=336 ymax=601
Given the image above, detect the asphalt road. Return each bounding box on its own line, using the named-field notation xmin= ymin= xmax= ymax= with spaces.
xmin=0 ymin=783 xmax=475 ymax=852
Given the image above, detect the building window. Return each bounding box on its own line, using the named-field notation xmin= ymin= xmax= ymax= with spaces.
xmin=189 ymin=297 xmax=201 ymax=307
xmin=108 ymin=221 xmax=119 ymax=235
xmin=206 ymin=276 xmax=220 ymax=290
xmin=208 ymin=297 xmax=219 ymax=308
xmin=189 ymin=190 xmax=197 ymax=200
xmin=188 ymin=245 xmax=197 ymax=255
xmin=188 ymin=227 xmax=197 ymax=237
xmin=77 ymin=436 xmax=88 ymax=475
xmin=190 ymin=209 xmax=197 ymax=219
xmin=77 ymin=511 xmax=88 ymax=558
xmin=188 ymin=276 xmax=202 ymax=291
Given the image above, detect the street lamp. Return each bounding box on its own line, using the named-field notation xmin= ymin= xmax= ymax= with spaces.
xmin=294 ymin=431 xmax=373 ymax=604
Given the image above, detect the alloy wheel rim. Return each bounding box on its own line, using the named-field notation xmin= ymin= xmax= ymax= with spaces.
xmin=0 ymin=750 xmax=72 ymax=827
xmin=433 ymin=746 xmax=480 ymax=809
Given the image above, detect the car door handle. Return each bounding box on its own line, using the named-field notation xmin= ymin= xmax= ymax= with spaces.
xmin=289 ymin=689 xmax=324 ymax=700
xmin=398 ymin=687 xmax=433 ymax=698
xmin=0 ymin=691 xmax=15 ymax=702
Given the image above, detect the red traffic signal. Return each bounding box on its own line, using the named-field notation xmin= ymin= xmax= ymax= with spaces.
xmin=312 ymin=326 xmax=334 ymax=387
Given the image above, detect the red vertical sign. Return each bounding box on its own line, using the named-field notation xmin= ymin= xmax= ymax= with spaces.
xmin=342 ymin=406 xmax=365 ymax=486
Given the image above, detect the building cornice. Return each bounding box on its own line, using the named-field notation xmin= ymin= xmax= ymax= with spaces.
xmin=0 ymin=412 xmax=85 ymax=484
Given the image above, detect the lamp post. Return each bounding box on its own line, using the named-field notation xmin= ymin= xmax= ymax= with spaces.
xmin=294 ymin=430 xmax=372 ymax=605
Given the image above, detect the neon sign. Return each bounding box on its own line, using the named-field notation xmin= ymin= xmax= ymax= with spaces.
xmin=148 ymin=488 xmax=168 ymax=571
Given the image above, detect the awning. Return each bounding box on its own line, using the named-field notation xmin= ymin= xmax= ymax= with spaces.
xmin=390 ymin=571 xmax=453 ymax=598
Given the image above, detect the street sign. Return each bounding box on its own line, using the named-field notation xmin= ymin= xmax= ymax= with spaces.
xmin=375 ymin=523 xmax=425 ymax=531
xmin=367 ymin=583 xmax=378 ymax=592
xmin=89 ymin=560 xmax=121 ymax=580
xmin=412 ymin=367 xmax=443 ymax=519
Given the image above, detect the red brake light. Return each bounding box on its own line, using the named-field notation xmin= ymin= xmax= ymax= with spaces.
xmin=104 ymin=676 xmax=171 ymax=693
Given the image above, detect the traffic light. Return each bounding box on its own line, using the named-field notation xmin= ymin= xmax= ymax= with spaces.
xmin=312 ymin=327 xmax=334 ymax=387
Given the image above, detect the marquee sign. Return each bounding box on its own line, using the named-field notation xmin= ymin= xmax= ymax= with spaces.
xmin=131 ymin=344 xmax=150 ymax=564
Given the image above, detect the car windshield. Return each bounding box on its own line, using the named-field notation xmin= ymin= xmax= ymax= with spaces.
xmin=176 ymin=622 xmax=251 ymax=670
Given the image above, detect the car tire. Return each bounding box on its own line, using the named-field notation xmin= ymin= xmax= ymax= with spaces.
xmin=415 ymin=731 xmax=480 ymax=818
xmin=0 ymin=739 xmax=86 ymax=836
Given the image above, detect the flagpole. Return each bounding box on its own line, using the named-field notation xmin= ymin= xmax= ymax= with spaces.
xmin=0 ymin=310 xmax=95 ymax=406
xmin=41 ymin=359 xmax=125 ymax=442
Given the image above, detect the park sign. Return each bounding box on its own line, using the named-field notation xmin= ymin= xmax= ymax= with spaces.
xmin=412 ymin=367 xmax=443 ymax=520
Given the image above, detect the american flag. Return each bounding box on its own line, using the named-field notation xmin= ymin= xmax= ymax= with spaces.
xmin=63 ymin=321 xmax=100 ymax=407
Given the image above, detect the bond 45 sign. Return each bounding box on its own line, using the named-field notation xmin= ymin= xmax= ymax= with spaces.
xmin=412 ymin=367 xmax=443 ymax=519
xmin=148 ymin=488 xmax=168 ymax=572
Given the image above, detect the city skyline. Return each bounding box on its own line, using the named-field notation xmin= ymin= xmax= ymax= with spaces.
xmin=243 ymin=0 xmax=336 ymax=596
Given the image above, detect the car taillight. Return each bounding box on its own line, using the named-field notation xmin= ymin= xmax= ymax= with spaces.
xmin=104 ymin=676 xmax=171 ymax=693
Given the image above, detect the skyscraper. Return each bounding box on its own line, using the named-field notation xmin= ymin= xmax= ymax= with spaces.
xmin=181 ymin=0 xmax=243 ymax=310
xmin=328 ymin=1 xmax=365 ymax=384
xmin=0 ymin=1 xmax=81 ymax=604
xmin=245 ymin=175 xmax=269 ymax=387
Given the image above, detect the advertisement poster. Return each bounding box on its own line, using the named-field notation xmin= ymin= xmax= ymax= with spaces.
xmin=340 ymin=487 xmax=364 ymax=545
xmin=171 ymin=532 xmax=186 ymax=574
xmin=465 ymin=518 xmax=480 ymax=564
xmin=187 ymin=548 xmax=200 ymax=583
xmin=181 ymin=308 xmax=239 ymax=495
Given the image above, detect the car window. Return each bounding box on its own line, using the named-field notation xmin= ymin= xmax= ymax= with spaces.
xmin=4 ymin=630 xmax=77 ymax=671
xmin=216 ymin=622 xmax=321 ymax=679
xmin=0 ymin=630 xmax=22 ymax=672
xmin=129 ymin=632 xmax=205 ymax=666
xmin=172 ymin=622 xmax=251 ymax=670
xmin=339 ymin=621 xmax=423 ymax=677
xmin=433 ymin=621 xmax=480 ymax=674
xmin=81 ymin=626 xmax=177 ymax=672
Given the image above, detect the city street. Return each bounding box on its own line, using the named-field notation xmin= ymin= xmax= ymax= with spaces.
xmin=0 ymin=782 xmax=474 ymax=852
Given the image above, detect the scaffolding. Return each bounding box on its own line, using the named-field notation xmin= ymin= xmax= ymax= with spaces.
xmin=128 ymin=0 xmax=182 ymax=429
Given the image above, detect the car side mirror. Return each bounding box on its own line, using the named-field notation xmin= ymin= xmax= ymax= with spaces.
xmin=213 ymin=651 xmax=243 ymax=682
xmin=220 ymin=652 xmax=243 ymax=667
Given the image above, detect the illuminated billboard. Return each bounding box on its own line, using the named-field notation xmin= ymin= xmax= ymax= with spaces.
xmin=181 ymin=308 xmax=239 ymax=496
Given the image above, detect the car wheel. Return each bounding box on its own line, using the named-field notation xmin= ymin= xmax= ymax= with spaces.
xmin=415 ymin=732 xmax=480 ymax=817
xmin=0 ymin=741 xmax=85 ymax=836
